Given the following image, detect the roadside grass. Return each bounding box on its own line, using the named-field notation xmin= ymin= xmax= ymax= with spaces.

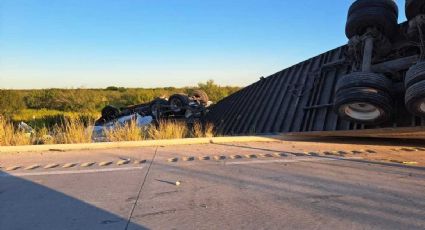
xmin=0 ymin=117 xmax=216 ymax=146
xmin=0 ymin=118 xmax=33 ymax=146
xmin=105 ymin=120 xmax=145 ymax=142
xmin=148 ymin=120 xmax=189 ymax=140
xmin=53 ymin=118 xmax=94 ymax=144
xmin=192 ymin=122 xmax=215 ymax=138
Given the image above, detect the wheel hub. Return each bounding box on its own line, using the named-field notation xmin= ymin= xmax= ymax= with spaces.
xmin=420 ymin=101 xmax=425 ymax=113
xmin=344 ymin=103 xmax=381 ymax=121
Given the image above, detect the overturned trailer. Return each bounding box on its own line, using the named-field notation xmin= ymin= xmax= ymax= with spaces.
xmin=208 ymin=0 xmax=425 ymax=139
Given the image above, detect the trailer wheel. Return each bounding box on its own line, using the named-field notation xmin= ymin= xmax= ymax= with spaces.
xmin=345 ymin=0 xmax=399 ymax=39
xmin=336 ymin=72 xmax=392 ymax=93
xmin=169 ymin=94 xmax=190 ymax=114
xmin=150 ymin=98 xmax=168 ymax=118
xmin=101 ymin=105 xmax=120 ymax=121
xmin=334 ymin=87 xmax=393 ymax=124
xmin=190 ymin=90 xmax=209 ymax=106
xmin=406 ymin=0 xmax=425 ymax=20
xmin=405 ymin=80 xmax=425 ymax=117
xmin=405 ymin=61 xmax=425 ymax=89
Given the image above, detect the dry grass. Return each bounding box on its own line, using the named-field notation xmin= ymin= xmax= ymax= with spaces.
xmin=0 ymin=118 xmax=33 ymax=146
xmin=0 ymin=116 xmax=216 ymax=146
xmin=53 ymin=118 xmax=93 ymax=144
xmin=191 ymin=122 xmax=214 ymax=138
xmin=34 ymin=127 xmax=55 ymax=145
xmin=148 ymin=120 xmax=189 ymax=140
xmin=105 ymin=120 xmax=145 ymax=142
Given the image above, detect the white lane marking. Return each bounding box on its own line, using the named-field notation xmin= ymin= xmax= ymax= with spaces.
xmin=226 ymin=158 xmax=336 ymax=165
xmin=0 ymin=166 xmax=144 ymax=178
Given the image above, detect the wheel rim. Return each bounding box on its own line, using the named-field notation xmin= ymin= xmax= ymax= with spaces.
xmin=344 ymin=103 xmax=381 ymax=121
xmin=420 ymin=101 xmax=425 ymax=113
xmin=170 ymin=99 xmax=182 ymax=112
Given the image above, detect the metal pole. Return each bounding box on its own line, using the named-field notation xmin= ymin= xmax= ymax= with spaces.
xmin=362 ymin=36 xmax=373 ymax=72
xmin=362 ymin=36 xmax=374 ymax=72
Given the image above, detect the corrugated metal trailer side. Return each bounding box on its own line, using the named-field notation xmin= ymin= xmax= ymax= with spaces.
xmin=207 ymin=46 xmax=425 ymax=137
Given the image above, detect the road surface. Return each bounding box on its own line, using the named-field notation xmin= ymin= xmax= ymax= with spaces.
xmin=1 ymin=140 xmax=425 ymax=230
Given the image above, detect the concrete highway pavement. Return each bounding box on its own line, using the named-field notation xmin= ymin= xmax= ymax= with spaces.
xmin=1 ymin=141 xmax=425 ymax=230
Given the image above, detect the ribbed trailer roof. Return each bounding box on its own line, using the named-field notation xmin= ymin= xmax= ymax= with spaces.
xmin=207 ymin=46 xmax=425 ymax=135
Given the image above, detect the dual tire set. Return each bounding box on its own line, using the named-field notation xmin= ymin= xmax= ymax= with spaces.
xmin=334 ymin=0 xmax=425 ymax=124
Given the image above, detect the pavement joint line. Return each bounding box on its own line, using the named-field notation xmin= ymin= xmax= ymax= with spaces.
xmin=1 ymin=166 xmax=145 ymax=177
xmin=99 ymin=161 xmax=113 ymax=166
xmin=226 ymin=158 xmax=336 ymax=165
xmin=44 ymin=164 xmax=59 ymax=169
xmin=124 ymin=147 xmax=158 ymax=230
xmin=25 ymin=165 xmax=40 ymax=170
xmin=80 ymin=162 xmax=95 ymax=167
xmin=62 ymin=163 xmax=77 ymax=168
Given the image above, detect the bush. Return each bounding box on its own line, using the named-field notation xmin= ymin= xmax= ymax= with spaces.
xmin=0 ymin=90 xmax=26 ymax=118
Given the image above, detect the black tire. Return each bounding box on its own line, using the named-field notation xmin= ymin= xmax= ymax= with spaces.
xmin=190 ymin=90 xmax=209 ymax=106
xmin=406 ymin=0 xmax=425 ymax=20
xmin=149 ymin=98 xmax=168 ymax=118
xmin=336 ymin=72 xmax=393 ymax=93
xmin=405 ymin=80 xmax=425 ymax=117
xmin=334 ymin=87 xmax=393 ymax=124
xmin=349 ymin=0 xmax=398 ymax=16
xmin=169 ymin=94 xmax=190 ymax=114
xmin=101 ymin=105 xmax=120 ymax=121
xmin=346 ymin=0 xmax=399 ymax=39
xmin=405 ymin=61 xmax=425 ymax=88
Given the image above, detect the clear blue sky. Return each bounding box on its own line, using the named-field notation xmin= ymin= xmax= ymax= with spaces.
xmin=0 ymin=0 xmax=407 ymax=89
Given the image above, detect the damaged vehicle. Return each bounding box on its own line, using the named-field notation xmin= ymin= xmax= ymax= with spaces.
xmin=92 ymin=90 xmax=211 ymax=140
xmin=96 ymin=90 xmax=210 ymax=125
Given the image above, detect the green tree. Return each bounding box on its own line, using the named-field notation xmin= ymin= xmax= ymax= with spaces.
xmin=0 ymin=90 xmax=26 ymax=117
xmin=197 ymin=80 xmax=240 ymax=102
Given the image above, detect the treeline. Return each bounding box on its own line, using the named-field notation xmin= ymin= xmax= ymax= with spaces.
xmin=0 ymin=80 xmax=240 ymax=117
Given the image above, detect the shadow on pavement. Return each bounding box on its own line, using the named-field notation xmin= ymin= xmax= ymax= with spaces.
xmin=147 ymin=160 xmax=425 ymax=229
xmin=0 ymin=171 xmax=148 ymax=230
